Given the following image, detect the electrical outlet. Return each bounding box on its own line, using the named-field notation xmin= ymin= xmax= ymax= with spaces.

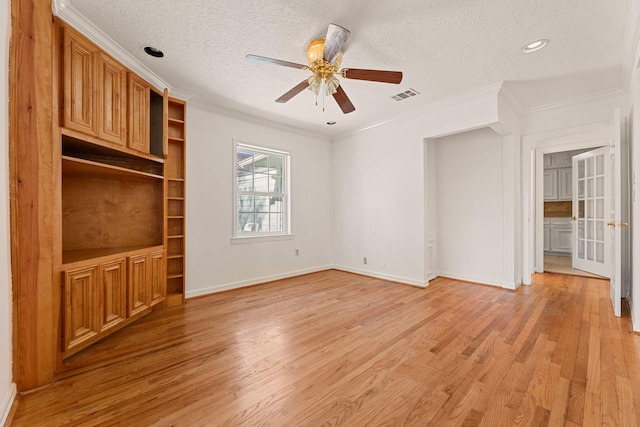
xmin=363 ymin=257 xmax=367 ymax=265
xmin=295 ymin=249 xmax=299 ymax=256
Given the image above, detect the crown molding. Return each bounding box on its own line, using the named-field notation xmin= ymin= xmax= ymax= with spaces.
xmin=52 ymin=0 xmax=170 ymax=92
xmin=525 ymin=88 xmax=627 ymax=114
xmin=188 ymin=99 xmax=331 ymax=142
xmin=167 ymin=88 xmax=194 ymax=102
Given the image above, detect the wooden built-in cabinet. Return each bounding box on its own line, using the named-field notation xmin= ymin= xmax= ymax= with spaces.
xmin=62 ymin=246 xmax=165 ymax=357
xmin=165 ymin=98 xmax=187 ymax=305
xmin=60 ymin=24 xmax=162 ymax=160
xmin=54 ymin=19 xmax=183 ymax=360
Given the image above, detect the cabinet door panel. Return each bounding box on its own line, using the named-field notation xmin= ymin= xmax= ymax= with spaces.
xmin=150 ymin=250 xmax=166 ymax=306
xmin=100 ymin=259 xmax=127 ymax=332
xmin=64 ymin=266 xmax=100 ymax=352
xmin=551 ymin=227 xmax=573 ymax=253
xmin=543 ymin=169 xmax=558 ymax=200
xmin=98 ymin=53 xmax=127 ymax=145
xmin=128 ymin=74 xmax=150 ymax=153
xmin=128 ymin=254 xmax=150 ymax=317
xmin=64 ymin=29 xmax=96 ymax=135
xmin=559 ymin=168 xmax=572 ymax=200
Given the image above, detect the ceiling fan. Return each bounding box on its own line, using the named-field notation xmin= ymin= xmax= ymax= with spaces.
xmin=246 ymin=24 xmax=403 ymax=114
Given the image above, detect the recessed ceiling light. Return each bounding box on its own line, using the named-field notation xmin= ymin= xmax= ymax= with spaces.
xmin=522 ymin=39 xmax=549 ymax=54
xmin=143 ymin=46 xmax=164 ymax=58
xmin=326 ymin=121 xmax=336 ymax=125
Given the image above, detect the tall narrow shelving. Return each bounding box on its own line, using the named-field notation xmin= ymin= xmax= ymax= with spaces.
xmin=165 ymin=97 xmax=186 ymax=305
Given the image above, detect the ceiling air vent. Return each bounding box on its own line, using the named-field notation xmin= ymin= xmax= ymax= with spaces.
xmin=391 ymin=88 xmax=420 ymax=101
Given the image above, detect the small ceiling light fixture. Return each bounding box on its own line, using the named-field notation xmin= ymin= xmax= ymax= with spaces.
xmin=143 ymin=46 xmax=164 ymax=58
xmin=326 ymin=121 xmax=336 ymax=125
xmin=522 ymin=39 xmax=549 ymax=54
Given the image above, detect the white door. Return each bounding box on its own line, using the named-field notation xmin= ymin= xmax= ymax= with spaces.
xmin=572 ymin=147 xmax=611 ymax=278
xmin=610 ymin=109 xmax=630 ymax=318
xmin=571 ymin=109 xmax=626 ymax=317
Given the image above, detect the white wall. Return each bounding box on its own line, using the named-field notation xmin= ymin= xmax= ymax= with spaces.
xmin=434 ymin=128 xmax=505 ymax=286
xmin=0 ymin=0 xmax=15 ymax=423
xmin=185 ymin=104 xmax=334 ymax=297
xmin=332 ymin=123 xmax=426 ymax=286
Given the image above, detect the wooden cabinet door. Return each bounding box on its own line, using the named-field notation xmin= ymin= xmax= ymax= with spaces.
xmin=128 ymin=73 xmax=150 ymax=154
xmin=64 ymin=28 xmax=97 ymax=135
xmin=98 ymin=53 xmax=127 ymax=145
xmin=63 ymin=266 xmax=100 ymax=352
xmin=99 ymin=259 xmax=127 ymax=332
xmin=150 ymin=250 xmax=166 ymax=306
xmin=128 ymin=254 xmax=150 ymax=317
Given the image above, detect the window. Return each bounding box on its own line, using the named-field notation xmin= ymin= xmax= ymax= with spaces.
xmin=234 ymin=142 xmax=290 ymax=237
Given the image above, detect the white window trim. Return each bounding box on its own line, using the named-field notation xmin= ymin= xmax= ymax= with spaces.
xmin=232 ymin=140 xmax=292 ymax=241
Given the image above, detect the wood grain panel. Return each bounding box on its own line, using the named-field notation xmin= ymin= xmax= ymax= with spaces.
xmin=149 ymin=250 xmax=166 ymax=307
xmin=10 ymin=0 xmax=56 ymax=391
xmin=99 ymin=259 xmax=126 ymax=332
xmin=97 ymin=52 xmax=127 ymax=145
xmin=63 ymin=27 xmax=96 ymax=135
xmin=127 ymin=73 xmax=150 ymax=154
xmin=63 ymin=267 xmax=99 ymax=352
xmin=62 ymin=175 xmax=162 ymax=250
xmin=128 ymin=254 xmax=150 ymax=317
xmin=10 ymin=271 xmax=640 ymax=425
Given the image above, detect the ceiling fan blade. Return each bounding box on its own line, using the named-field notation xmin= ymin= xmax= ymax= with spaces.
xmin=275 ymin=80 xmax=310 ymax=103
xmin=332 ymin=85 xmax=355 ymax=114
xmin=322 ymin=24 xmax=350 ymax=63
xmin=343 ymin=68 xmax=403 ymax=84
xmin=245 ymin=54 xmax=308 ymax=70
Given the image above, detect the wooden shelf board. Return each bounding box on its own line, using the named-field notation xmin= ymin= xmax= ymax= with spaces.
xmin=63 ymin=156 xmax=164 ymax=180
xmin=168 ymin=137 xmax=185 ymax=142
xmin=167 ymin=274 xmax=184 ymax=280
xmin=167 ymin=235 xmax=185 ymax=239
xmin=167 ymin=197 xmax=185 ymax=201
xmin=167 ymin=255 xmax=184 ymax=260
xmin=168 ymin=118 xmax=185 ymax=124
xmin=167 ymin=178 xmax=185 ymax=182
xmin=62 ymin=244 xmax=163 ymax=266
xmin=168 ymin=216 xmax=184 ymax=219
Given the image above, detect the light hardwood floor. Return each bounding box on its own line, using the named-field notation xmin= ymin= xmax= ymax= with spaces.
xmin=10 ymin=270 xmax=640 ymax=426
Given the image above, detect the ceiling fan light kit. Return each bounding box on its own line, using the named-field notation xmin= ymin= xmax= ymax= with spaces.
xmin=246 ymin=23 xmax=403 ymax=114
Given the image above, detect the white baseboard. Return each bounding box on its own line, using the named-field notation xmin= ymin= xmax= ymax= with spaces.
xmin=332 ymin=265 xmax=428 ymax=288
xmin=1 ymin=383 xmax=16 ymax=427
xmin=436 ymin=270 xmax=503 ymax=288
xmin=185 ymin=265 xmax=333 ymax=298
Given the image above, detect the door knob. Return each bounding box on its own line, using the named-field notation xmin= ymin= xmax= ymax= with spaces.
xmin=621 ymin=222 xmax=629 ymax=227
xmin=572 ymin=216 xmax=577 ymax=220
xmin=607 ymin=221 xmax=616 ymax=227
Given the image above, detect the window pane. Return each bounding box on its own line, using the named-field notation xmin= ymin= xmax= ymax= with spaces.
xmin=270 ymin=175 xmax=282 ymax=193
xmin=269 ymin=196 xmax=283 ymax=213
xmin=269 ymin=213 xmax=283 ymax=231
xmin=237 ymin=195 xmax=254 ymax=212
xmin=255 ymin=213 xmax=269 ymax=231
xmin=254 ymin=154 xmax=269 ymax=174
xmin=254 ymin=173 xmax=269 ymax=192
xmin=238 ymin=213 xmax=256 ymax=233
xmin=237 ymin=170 xmax=253 ymax=191
xmin=237 ymin=151 xmax=254 ymax=171
xmin=255 ymin=196 xmax=270 ymax=212
xmin=269 ymin=156 xmax=283 ymax=175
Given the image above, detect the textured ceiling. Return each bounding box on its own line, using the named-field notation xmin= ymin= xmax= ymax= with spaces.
xmin=68 ymin=0 xmax=630 ymax=137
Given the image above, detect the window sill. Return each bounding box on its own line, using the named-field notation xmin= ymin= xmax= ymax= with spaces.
xmin=231 ymin=234 xmax=295 ymax=245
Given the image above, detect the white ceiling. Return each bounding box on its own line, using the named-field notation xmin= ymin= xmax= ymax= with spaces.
xmin=67 ymin=0 xmax=631 ymax=137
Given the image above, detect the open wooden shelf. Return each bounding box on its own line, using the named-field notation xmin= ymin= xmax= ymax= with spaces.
xmin=62 ymin=156 xmax=163 ymax=180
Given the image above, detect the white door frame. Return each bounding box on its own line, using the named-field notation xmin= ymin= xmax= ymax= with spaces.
xmin=521 ymin=123 xmax=610 ymax=284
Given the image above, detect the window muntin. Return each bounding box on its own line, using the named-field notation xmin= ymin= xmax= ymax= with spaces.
xmin=235 ymin=143 xmax=289 ymax=236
